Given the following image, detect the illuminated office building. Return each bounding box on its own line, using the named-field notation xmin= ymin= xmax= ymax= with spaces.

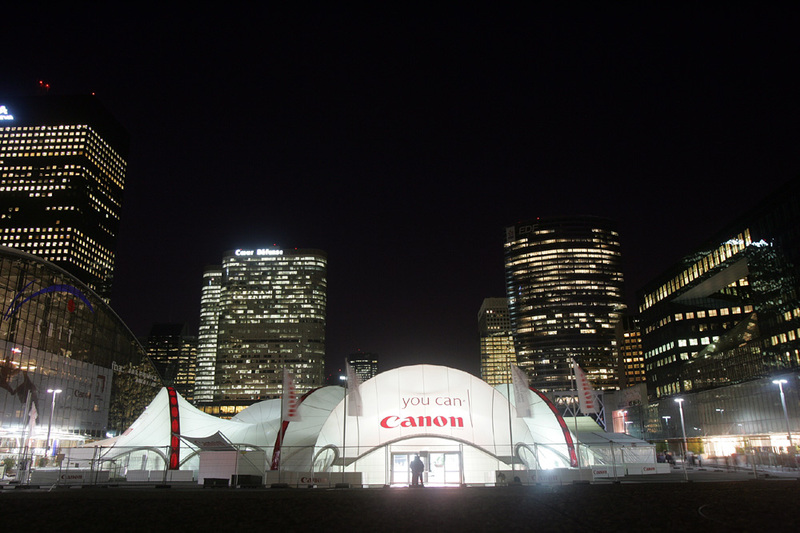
xmin=616 ymin=314 xmax=645 ymax=388
xmin=194 ymin=268 xmax=221 ymax=403
xmin=639 ymin=179 xmax=800 ymax=399
xmin=504 ymin=216 xmax=625 ymax=392
xmin=145 ymin=323 xmax=197 ymax=403
xmin=478 ymin=297 xmax=517 ymax=386
xmin=195 ymin=247 xmax=327 ymax=415
xmin=0 ymin=96 xmax=128 ymax=300
xmin=347 ymin=352 xmax=379 ymax=382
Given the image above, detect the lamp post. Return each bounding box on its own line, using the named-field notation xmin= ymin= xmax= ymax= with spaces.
xmin=674 ymin=398 xmax=689 ymax=481
xmin=772 ymin=379 xmax=793 ymax=450
xmin=716 ymin=408 xmax=725 ymax=434
xmin=45 ymin=388 xmax=62 ymax=457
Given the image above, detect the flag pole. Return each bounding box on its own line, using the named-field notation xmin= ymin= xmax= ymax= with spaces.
xmin=571 ymin=359 xmax=582 ymax=469
xmin=341 ymin=364 xmax=347 ymax=485
xmin=16 ymin=391 xmax=32 ymax=482
xmin=278 ymin=366 xmax=284 ymax=483
xmin=506 ymin=364 xmax=514 ymax=476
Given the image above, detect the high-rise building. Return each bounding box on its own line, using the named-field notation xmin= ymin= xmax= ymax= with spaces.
xmin=504 ymin=216 xmax=625 ymax=392
xmin=195 ymin=247 xmax=327 ymax=415
xmin=616 ymin=314 xmax=644 ymax=388
xmin=478 ymin=297 xmax=517 ymax=385
xmin=144 ymin=323 xmax=197 ymax=402
xmin=347 ymin=352 xmax=379 ymax=382
xmin=0 ymin=96 xmax=129 ymax=300
xmin=639 ymin=179 xmax=800 ymax=399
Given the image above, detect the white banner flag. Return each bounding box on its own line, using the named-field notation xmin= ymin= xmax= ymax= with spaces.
xmin=511 ymin=364 xmax=532 ymax=418
xmin=345 ymin=361 xmax=363 ymax=416
xmin=572 ymin=358 xmax=599 ymax=414
xmin=281 ymin=369 xmax=302 ymax=421
xmin=27 ymin=401 xmax=38 ymax=436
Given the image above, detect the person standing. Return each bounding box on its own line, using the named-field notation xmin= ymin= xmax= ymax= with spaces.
xmin=410 ymin=455 xmax=424 ymax=487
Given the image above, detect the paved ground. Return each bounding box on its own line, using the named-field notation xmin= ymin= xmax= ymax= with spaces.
xmin=2 ymin=477 xmax=798 ymax=532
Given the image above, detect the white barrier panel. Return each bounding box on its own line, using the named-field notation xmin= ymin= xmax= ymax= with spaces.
xmin=30 ymin=469 xmax=110 ymax=485
xmin=265 ymin=470 xmax=362 ymax=487
xmin=126 ymin=470 xmax=194 ymax=482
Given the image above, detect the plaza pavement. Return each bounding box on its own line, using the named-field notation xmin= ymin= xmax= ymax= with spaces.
xmin=1 ymin=467 xmax=798 ymax=532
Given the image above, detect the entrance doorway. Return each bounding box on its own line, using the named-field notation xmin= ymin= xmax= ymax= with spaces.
xmin=390 ymin=451 xmax=462 ymax=486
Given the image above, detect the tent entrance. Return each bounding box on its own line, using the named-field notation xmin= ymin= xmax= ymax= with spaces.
xmin=390 ymin=451 xmax=462 ymax=486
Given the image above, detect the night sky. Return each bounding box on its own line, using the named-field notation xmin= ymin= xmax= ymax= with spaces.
xmin=3 ymin=5 xmax=799 ymax=377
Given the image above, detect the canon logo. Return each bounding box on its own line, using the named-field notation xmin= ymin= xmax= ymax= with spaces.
xmin=380 ymin=415 xmax=464 ymax=429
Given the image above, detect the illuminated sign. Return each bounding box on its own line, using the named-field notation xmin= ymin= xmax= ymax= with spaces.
xmin=0 ymin=105 xmax=13 ymax=121
xmin=234 ymin=248 xmax=284 ymax=257
xmin=380 ymin=415 xmax=465 ymax=428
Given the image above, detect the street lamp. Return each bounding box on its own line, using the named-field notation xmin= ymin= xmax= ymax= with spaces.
xmin=772 ymin=379 xmax=793 ymax=449
xmin=45 ymin=388 xmax=62 ymax=457
xmin=674 ymin=398 xmax=689 ymax=481
xmin=715 ymin=408 xmax=725 ymax=434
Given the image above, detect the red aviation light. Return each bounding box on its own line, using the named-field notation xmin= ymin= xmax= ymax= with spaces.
xmin=167 ymin=387 xmax=180 ymax=470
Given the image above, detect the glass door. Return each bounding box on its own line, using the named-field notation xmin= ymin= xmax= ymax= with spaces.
xmin=427 ymin=452 xmax=462 ymax=485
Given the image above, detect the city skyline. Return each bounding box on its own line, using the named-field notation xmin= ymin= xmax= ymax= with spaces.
xmin=3 ymin=5 xmax=799 ymax=378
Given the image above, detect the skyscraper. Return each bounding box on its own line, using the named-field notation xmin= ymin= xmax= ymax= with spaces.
xmin=145 ymin=323 xmax=198 ymax=402
xmin=195 ymin=247 xmax=327 ymax=413
xmin=616 ymin=314 xmax=644 ymax=388
xmin=639 ymin=179 xmax=800 ymax=399
xmin=0 ymin=96 xmax=129 ymax=300
xmin=478 ymin=297 xmax=517 ymax=385
xmin=347 ymin=352 xmax=379 ymax=382
xmin=504 ymin=216 xmax=625 ymax=392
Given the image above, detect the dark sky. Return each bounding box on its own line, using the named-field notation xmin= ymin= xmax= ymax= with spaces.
xmin=3 ymin=5 xmax=799 ymax=377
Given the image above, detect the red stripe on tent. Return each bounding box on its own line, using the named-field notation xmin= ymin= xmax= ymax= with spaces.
xmin=529 ymin=387 xmax=579 ymax=468
xmin=167 ymin=387 xmax=180 ymax=470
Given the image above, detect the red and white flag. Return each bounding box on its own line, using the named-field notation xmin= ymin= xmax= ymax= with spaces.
xmin=281 ymin=369 xmax=302 ymax=421
xmin=572 ymin=358 xmax=599 ymax=414
xmin=511 ymin=364 xmax=532 ymax=418
xmin=345 ymin=361 xmax=363 ymax=416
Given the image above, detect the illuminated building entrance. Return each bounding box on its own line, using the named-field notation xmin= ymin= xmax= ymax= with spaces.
xmin=390 ymin=446 xmax=463 ymax=486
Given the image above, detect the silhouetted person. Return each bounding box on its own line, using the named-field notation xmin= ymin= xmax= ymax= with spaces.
xmin=410 ymin=455 xmax=424 ymax=487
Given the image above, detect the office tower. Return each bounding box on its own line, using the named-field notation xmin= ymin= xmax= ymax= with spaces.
xmin=0 ymin=96 xmax=129 ymax=300
xmin=504 ymin=216 xmax=625 ymax=392
xmin=616 ymin=314 xmax=645 ymax=388
xmin=478 ymin=297 xmax=517 ymax=385
xmin=195 ymin=247 xmax=327 ymax=413
xmin=145 ymin=323 xmax=198 ymax=402
xmin=195 ymin=268 xmax=222 ymax=403
xmin=347 ymin=352 xmax=379 ymax=382
xmin=639 ymin=179 xmax=800 ymax=399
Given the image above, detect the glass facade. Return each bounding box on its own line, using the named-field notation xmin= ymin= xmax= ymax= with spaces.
xmin=0 ymin=96 xmax=129 ymax=301
xmin=347 ymin=352 xmax=379 ymax=382
xmin=504 ymin=217 xmax=625 ymax=391
xmin=639 ymin=180 xmax=800 ymax=399
xmin=195 ymin=247 xmax=327 ymax=406
xmin=144 ymin=323 xmax=197 ymax=403
xmin=478 ymin=297 xmax=517 ymax=386
xmin=616 ymin=314 xmax=645 ymax=388
xmin=0 ymin=246 xmax=162 ymax=454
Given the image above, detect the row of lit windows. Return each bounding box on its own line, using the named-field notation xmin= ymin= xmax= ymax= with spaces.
xmin=641 ymin=230 xmax=752 ymax=311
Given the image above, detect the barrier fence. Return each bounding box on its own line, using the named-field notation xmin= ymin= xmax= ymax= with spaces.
xmin=4 ymin=440 xmax=792 ymax=488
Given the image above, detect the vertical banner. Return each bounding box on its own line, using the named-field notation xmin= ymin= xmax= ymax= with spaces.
xmin=282 ymin=368 xmax=302 ymax=421
xmin=345 ymin=362 xmax=363 ymax=416
xmin=572 ymin=358 xmax=598 ymax=414
xmin=511 ymin=364 xmax=532 ymax=418
xmin=27 ymin=400 xmax=38 ymax=436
